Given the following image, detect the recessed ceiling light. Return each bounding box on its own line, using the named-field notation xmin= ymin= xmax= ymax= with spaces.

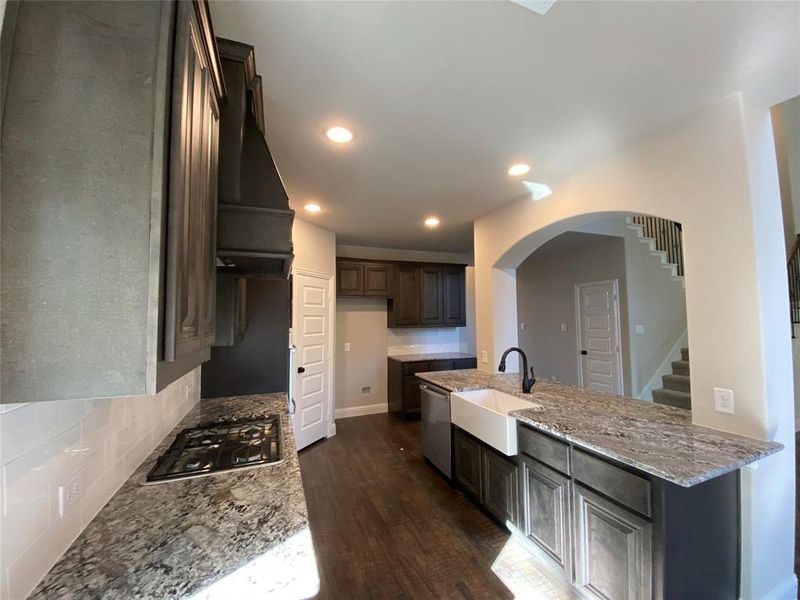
xmin=424 ymin=216 xmax=440 ymax=228
xmin=304 ymin=202 xmax=322 ymax=214
xmin=507 ymin=163 xmax=531 ymax=177
xmin=326 ymin=126 xmax=353 ymax=143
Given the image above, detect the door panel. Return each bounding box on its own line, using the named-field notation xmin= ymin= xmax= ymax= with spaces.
xmin=482 ymin=447 xmax=518 ymax=526
xmin=573 ymin=483 xmax=652 ymax=600
xmin=336 ymin=262 xmax=363 ymax=296
xmin=577 ymin=281 xmax=622 ymax=394
xmin=293 ymin=273 xmax=331 ymax=449
xmin=364 ymin=263 xmax=394 ymax=297
xmin=392 ymin=265 xmax=420 ymax=326
xmin=442 ymin=267 xmax=466 ymax=325
xmin=454 ymin=429 xmax=482 ymax=499
xmin=420 ymin=267 xmax=443 ymax=325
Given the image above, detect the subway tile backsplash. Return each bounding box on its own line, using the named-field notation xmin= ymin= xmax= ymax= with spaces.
xmin=0 ymin=368 xmax=200 ymax=600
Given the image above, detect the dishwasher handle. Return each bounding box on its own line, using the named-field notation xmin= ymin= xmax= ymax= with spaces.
xmin=420 ymin=383 xmax=449 ymax=398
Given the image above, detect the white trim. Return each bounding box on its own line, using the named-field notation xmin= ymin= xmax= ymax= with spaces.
xmin=334 ymin=402 xmax=388 ymax=420
xmin=575 ymin=279 xmax=624 ymax=395
xmin=743 ymin=574 xmax=799 ymax=600
xmin=638 ymin=329 xmax=688 ymax=401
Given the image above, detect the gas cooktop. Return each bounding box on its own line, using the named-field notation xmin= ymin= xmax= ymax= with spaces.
xmin=145 ymin=415 xmax=283 ymax=484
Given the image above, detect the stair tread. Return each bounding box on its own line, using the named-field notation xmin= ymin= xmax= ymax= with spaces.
xmin=653 ymin=388 xmax=690 ymax=399
xmin=663 ymin=373 xmax=689 ymax=381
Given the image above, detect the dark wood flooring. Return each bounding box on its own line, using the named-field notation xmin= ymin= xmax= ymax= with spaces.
xmin=298 ymin=414 xmax=514 ymax=600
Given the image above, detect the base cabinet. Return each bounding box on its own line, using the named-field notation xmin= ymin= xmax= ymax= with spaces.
xmin=388 ymin=357 xmax=476 ymax=419
xmin=454 ymin=428 xmax=519 ymax=527
xmin=520 ymin=455 xmax=572 ymax=574
xmin=573 ymin=483 xmax=652 ymax=600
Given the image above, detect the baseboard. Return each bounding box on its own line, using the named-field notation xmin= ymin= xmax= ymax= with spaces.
xmin=744 ymin=573 xmax=798 ymax=600
xmin=334 ymin=402 xmax=388 ymax=420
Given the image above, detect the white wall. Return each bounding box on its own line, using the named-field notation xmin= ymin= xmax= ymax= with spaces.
xmin=293 ymin=218 xmax=336 ymax=277
xmin=574 ymin=219 xmax=688 ymax=399
xmin=474 ymin=95 xmax=796 ymax=598
xmin=773 ymin=95 xmax=800 ymax=250
xmin=337 ymin=243 xmax=472 ymax=266
xmin=0 ymin=369 xmax=200 ymax=600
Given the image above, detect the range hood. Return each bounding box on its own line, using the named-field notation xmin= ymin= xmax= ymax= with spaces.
xmin=216 ymin=39 xmax=294 ymax=278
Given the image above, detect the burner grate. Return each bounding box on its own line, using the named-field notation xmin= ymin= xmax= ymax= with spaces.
xmin=145 ymin=414 xmax=283 ymax=483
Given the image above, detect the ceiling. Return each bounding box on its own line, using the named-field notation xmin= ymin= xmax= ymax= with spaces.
xmin=210 ymin=1 xmax=799 ymax=253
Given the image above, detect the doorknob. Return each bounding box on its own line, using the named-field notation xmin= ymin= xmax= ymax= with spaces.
xmin=580 ymin=350 xmax=588 ymax=355
xmin=297 ymin=366 xmax=306 ymax=373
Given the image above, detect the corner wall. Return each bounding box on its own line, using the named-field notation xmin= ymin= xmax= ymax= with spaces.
xmin=474 ymin=95 xmax=796 ymax=598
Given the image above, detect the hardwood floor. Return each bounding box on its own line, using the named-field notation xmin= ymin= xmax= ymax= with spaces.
xmin=299 ymin=414 xmax=514 ymax=600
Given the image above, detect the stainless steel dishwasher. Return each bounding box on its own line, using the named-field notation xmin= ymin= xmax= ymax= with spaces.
xmin=421 ymin=382 xmax=452 ymax=479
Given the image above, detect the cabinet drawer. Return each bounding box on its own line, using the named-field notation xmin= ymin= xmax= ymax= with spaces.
xmin=517 ymin=424 xmax=570 ymax=476
xmin=402 ymin=361 xmax=429 ymax=376
xmin=453 ymin=358 xmax=477 ymax=370
xmin=428 ymin=360 xmax=455 ymax=371
xmin=572 ymin=449 xmax=651 ymax=517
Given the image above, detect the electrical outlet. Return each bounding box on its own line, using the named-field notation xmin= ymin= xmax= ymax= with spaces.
xmin=344 ymin=343 xmax=351 ymax=352
xmin=58 ymin=469 xmax=85 ymax=518
xmin=560 ymin=323 xmax=567 ymax=332
xmin=635 ymin=324 xmax=645 ymax=334
xmin=714 ymin=387 xmax=735 ymax=414
xmin=520 ymin=322 xmax=527 ymax=331
xmin=481 ymin=350 xmax=488 ymax=364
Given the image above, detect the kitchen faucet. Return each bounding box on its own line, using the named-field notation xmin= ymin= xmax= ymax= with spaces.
xmin=497 ymin=347 xmax=536 ymax=394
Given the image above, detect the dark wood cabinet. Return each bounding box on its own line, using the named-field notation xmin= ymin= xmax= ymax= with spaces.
xmin=419 ymin=267 xmax=444 ymax=324
xmin=364 ymin=263 xmax=394 ymax=296
xmin=388 ymin=356 xmax=476 ymax=419
xmin=164 ymin=0 xmax=221 ymax=361
xmin=454 ymin=427 xmax=519 ymax=527
xmin=442 ymin=267 xmax=466 ymax=325
xmin=516 ymin=422 xmax=740 ymax=599
xmin=335 ymin=258 xmax=466 ymax=328
xmin=520 ymin=454 xmax=572 ymax=573
xmin=573 ymin=483 xmax=652 ymax=600
xmin=389 ymin=265 xmax=421 ymax=326
xmin=483 ymin=445 xmax=519 ymax=525
xmin=337 ymin=261 xmax=364 ymax=296
xmin=454 ymin=428 xmax=483 ymax=499
xmin=336 ymin=260 xmax=394 ymax=298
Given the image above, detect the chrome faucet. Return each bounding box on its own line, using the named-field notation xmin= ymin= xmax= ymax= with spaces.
xmin=498 ymin=347 xmax=536 ymax=394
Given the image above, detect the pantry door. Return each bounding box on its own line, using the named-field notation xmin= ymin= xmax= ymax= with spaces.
xmin=293 ymin=272 xmax=332 ymax=449
xmin=576 ymin=280 xmax=623 ymax=395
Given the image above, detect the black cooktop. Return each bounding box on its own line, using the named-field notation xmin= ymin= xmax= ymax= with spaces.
xmin=145 ymin=415 xmax=283 ymax=483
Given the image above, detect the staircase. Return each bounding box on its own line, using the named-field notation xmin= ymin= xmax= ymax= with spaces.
xmin=652 ymin=347 xmax=691 ymax=410
xmin=626 ymin=216 xmax=685 ymax=286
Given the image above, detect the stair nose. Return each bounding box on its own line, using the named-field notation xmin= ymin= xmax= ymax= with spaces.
xmin=652 ymin=388 xmax=691 ymax=410
xmin=680 ymin=347 xmax=689 ymax=361
xmin=662 ymin=374 xmax=690 ymax=393
xmin=671 ymin=360 xmax=690 ymax=376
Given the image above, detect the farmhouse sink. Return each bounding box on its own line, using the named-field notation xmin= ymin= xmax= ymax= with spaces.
xmin=450 ymin=389 xmax=541 ymax=456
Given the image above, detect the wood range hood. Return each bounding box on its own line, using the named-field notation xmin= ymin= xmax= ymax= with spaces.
xmin=215 ymin=38 xmax=294 ymax=279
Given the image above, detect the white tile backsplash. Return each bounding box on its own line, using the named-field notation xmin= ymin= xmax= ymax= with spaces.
xmin=0 ymin=368 xmax=200 ymax=600
xmin=386 ymin=327 xmax=467 ymax=356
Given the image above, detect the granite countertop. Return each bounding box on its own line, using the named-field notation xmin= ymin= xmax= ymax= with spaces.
xmin=30 ymin=393 xmax=318 ymax=600
xmin=387 ymin=352 xmax=476 ymax=363
xmin=416 ymin=369 xmax=783 ymax=487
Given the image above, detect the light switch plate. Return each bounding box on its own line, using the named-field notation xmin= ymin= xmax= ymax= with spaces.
xmin=635 ymin=324 xmax=645 ymax=334
xmin=520 ymin=322 xmax=527 ymax=331
xmin=481 ymin=350 xmax=488 ymax=364
xmin=58 ymin=469 xmax=85 ymax=519
xmin=344 ymin=343 xmax=351 ymax=352
xmin=560 ymin=323 xmax=567 ymax=332
xmin=714 ymin=387 xmax=735 ymax=414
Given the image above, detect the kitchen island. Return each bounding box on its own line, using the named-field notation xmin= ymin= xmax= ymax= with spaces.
xmin=29 ymin=393 xmax=317 ymax=600
xmin=415 ymin=369 xmax=783 ymax=600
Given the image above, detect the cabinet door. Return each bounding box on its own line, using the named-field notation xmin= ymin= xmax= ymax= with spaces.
xmin=442 ymin=266 xmax=466 ymax=325
xmin=520 ymin=455 xmax=572 ymax=573
xmin=419 ymin=267 xmax=443 ymax=325
xmin=164 ymin=1 xmax=220 ymax=361
xmin=482 ymin=447 xmax=519 ymax=526
xmin=336 ymin=261 xmax=364 ymax=296
xmin=364 ymin=263 xmax=394 ymax=297
xmin=573 ymin=483 xmax=652 ymax=600
xmin=391 ymin=265 xmax=420 ymax=326
xmin=454 ymin=429 xmax=482 ymax=500
xmin=401 ymin=376 xmax=423 ymax=415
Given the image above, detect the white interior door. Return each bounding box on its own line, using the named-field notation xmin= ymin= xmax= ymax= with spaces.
xmin=576 ymin=280 xmax=623 ymax=395
xmin=293 ymin=273 xmax=331 ymax=450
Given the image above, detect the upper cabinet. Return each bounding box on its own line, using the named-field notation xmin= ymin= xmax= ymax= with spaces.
xmin=335 ymin=259 xmax=467 ymax=328
xmin=0 ymin=1 xmax=225 ymax=402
